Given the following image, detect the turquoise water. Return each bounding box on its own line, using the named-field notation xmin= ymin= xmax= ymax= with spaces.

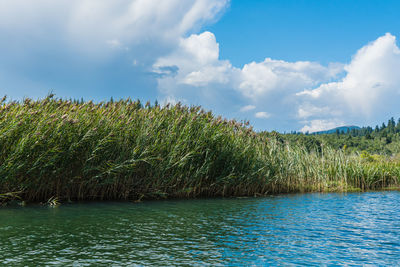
xmin=1 ymin=192 xmax=399 ymax=265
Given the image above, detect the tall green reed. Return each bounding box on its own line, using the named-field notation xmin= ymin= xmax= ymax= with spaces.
xmin=0 ymin=96 xmax=398 ymax=202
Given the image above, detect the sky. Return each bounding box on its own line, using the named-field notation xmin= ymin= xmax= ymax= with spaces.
xmin=1 ymin=0 xmax=400 ymax=132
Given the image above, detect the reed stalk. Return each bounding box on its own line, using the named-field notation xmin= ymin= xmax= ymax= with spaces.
xmin=0 ymin=96 xmax=398 ymax=202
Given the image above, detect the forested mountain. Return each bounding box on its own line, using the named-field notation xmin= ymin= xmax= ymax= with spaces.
xmin=262 ymin=117 xmax=400 ymax=156
xmin=313 ymin=126 xmax=360 ymax=135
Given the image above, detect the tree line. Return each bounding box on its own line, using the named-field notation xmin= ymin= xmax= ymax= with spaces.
xmin=262 ymin=117 xmax=400 ymax=156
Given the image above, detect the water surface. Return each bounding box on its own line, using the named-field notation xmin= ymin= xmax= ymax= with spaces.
xmin=1 ymin=192 xmax=400 ymax=265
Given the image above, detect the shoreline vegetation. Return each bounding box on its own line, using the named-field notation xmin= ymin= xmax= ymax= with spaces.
xmin=1 ymin=95 xmax=399 ymax=205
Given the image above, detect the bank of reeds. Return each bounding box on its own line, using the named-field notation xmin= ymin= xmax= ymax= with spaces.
xmin=0 ymin=96 xmax=399 ymax=203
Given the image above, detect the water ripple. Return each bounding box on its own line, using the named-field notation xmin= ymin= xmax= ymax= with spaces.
xmin=1 ymin=192 xmax=399 ymax=265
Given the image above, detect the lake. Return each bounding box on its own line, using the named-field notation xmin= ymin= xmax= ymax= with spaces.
xmin=1 ymin=192 xmax=399 ymax=265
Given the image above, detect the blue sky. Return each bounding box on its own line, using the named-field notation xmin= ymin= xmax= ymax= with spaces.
xmin=206 ymin=0 xmax=400 ymax=65
xmin=1 ymin=0 xmax=400 ymax=132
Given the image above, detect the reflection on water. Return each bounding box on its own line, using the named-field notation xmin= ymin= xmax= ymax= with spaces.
xmin=1 ymin=192 xmax=399 ymax=265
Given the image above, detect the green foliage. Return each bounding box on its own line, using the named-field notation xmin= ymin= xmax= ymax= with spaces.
xmin=276 ymin=118 xmax=400 ymax=156
xmin=0 ymin=96 xmax=399 ymax=203
xmin=360 ymin=151 xmax=375 ymax=162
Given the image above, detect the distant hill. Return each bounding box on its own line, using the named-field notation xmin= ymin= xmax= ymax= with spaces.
xmin=313 ymin=126 xmax=360 ymax=135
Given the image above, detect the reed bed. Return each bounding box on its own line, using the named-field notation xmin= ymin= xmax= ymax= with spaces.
xmin=0 ymin=96 xmax=399 ymax=203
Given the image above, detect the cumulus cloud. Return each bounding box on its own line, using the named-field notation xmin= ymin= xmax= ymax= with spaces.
xmin=297 ymin=103 xmax=340 ymax=119
xmin=153 ymin=30 xmax=344 ymax=130
xmin=240 ymin=105 xmax=256 ymax=112
xmin=155 ymin=32 xmax=342 ymax=100
xmin=255 ymin=112 xmax=271 ymax=119
xmin=155 ymin=31 xmax=400 ymax=132
xmin=152 ymin=31 xmax=239 ymax=109
xmin=300 ymin=119 xmax=345 ymax=133
xmin=2 ymin=0 xmax=400 ymax=133
xmin=0 ymin=0 xmax=229 ymax=100
xmin=0 ymin=0 xmax=228 ymax=54
xmin=154 ymin=31 xmax=234 ymax=87
xmin=238 ymin=59 xmax=343 ymax=99
xmin=298 ymin=33 xmax=400 ymax=129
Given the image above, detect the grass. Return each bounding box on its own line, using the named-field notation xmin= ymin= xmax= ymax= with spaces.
xmin=0 ymin=95 xmax=399 ymax=203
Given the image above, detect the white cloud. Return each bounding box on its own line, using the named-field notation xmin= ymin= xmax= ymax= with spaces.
xmin=154 ymin=31 xmax=400 ymax=131
xmin=154 ymin=31 xmax=234 ymax=87
xmin=255 ymin=111 xmax=271 ymax=119
xmin=161 ymin=95 xmax=180 ymax=106
xmin=153 ymin=30 xmax=345 ymax=130
xmin=297 ymin=104 xmax=340 ymax=119
xmin=0 ymin=0 xmax=230 ymax=104
xmin=300 ymin=119 xmax=344 ymax=133
xmin=2 ymin=1 xmax=400 ymax=132
xmin=154 ymin=31 xmax=342 ymax=110
xmin=240 ymin=105 xmax=256 ymax=112
xmin=238 ymin=59 xmax=343 ymax=99
xmin=298 ymin=33 xmax=400 ymax=127
xmin=155 ymin=34 xmax=343 ymax=98
xmin=0 ymin=0 xmax=229 ymax=60
xmin=106 ymin=39 xmax=123 ymax=49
